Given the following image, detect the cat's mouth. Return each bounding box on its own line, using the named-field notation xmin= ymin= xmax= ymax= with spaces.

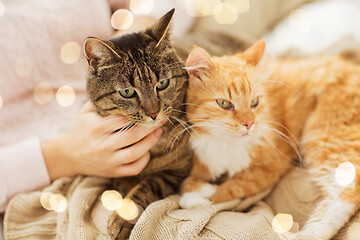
xmin=231 ymin=127 xmax=255 ymax=139
xmin=234 ymin=132 xmax=251 ymax=138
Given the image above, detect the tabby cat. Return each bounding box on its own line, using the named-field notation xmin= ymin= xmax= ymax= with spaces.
xmin=179 ymin=40 xmax=360 ymax=239
xmin=84 ymin=9 xmax=192 ymax=239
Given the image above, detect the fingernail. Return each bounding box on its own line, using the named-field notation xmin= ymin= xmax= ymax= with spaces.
xmin=154 ymin=128 xmax=163 ymax=137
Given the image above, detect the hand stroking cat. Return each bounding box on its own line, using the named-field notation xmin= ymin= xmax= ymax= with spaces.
xmin=180 ymin=40 xmax=360 ymax=239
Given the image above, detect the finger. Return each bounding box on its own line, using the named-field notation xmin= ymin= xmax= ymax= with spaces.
xmin=110 ymin=128 xmax=163 ymax=165
xmin=113 ymin=152 xmax=151 ymax=177
xmin=112 ymin=119 xmax=167 ymax=149
xmin=103 ymin=116 xmax=132 ymax=133
xmin=84 ymin=110 xmax=129 ymax=135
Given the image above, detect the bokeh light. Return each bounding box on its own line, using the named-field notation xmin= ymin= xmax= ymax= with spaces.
xmin=60 ymin=42 xmax=81 ymax=64
xmin=213 ymin=3 xmax=238 ymax=24
xmin=272 ymin=213 xmax=294 ymax=234
xmin=278 ymin=221 xmax=299 ymax=240
xmin=34 ymin=82 xmax=53 ymax=105
xmin=115 ymin=199 xmax=139 ymax=220
xmin=40 ymin=192 xmax=68 ymax=212
xmin=101 ymin=190 xmax=123 ymax=211
xmin=130 ymin=0 xmax=154 ymax=15
xmin=185 ymin=0 xmax=201 ymax=17
xmin=0 ymin=95 xmax=3 ymax=110
xmin=111 ymin=9 xmax=134 ymax=30
xmin=0 ymin=1 xmax=4 ymax=18
xmin=226 ymin=0 xmax=249 ymax=13
xmin=56 ymin=85 xmax=76 ymax=107
xmin=197 ymin=0 xmax=218 ymax=16
xmin=49 ymin=194 xmax=68 ymax=212
xmin=40 ymin=192 xmax=53 ymax=210
xmin=288 ymin=9 xmax=311 ymax=33
xmin=15 ymin=57 xmax=32 ymax=77
xmin=335 ymin=162 xmax=356 ymax=186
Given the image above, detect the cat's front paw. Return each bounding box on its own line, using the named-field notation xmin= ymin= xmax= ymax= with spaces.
xmin=108 ymin=212 xmax=134 ymax=240
xmin=199 ymin=184 xmax=217 ymax=198
xmin=179 ymin=192 xmax=212 ymax=209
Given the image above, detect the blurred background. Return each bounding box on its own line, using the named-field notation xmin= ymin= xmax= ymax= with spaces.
xmin=1 ymin=0 xmax=360 ymax=143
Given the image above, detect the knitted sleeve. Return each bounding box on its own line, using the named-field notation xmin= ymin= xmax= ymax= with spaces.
xmin=0 ymin=0 xmax=113 ymax=213
xmin=0 ymin=137 xmax=50 ymax=213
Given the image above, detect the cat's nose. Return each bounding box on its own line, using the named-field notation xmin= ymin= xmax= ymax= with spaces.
xmin=242 ymin=121 xmax=254 ymax=130
xmin=149 ymin=112 xmax=159 ymax=120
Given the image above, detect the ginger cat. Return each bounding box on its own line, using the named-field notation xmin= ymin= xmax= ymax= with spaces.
xmin=179 ymin=40 xmax=360 ymax=239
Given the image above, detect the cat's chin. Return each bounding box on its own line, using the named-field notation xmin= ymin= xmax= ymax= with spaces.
xmin=231 ymin=133 xmax=252 ymax=140
xmin=210 ymin=132 xmax=253 ymax=142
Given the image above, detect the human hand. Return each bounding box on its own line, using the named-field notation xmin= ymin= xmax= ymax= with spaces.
xmin=42 ymin=101 xmax=165 ymax=180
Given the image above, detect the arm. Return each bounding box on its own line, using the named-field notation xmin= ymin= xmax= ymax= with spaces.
xmin=0 ymin=138 xmax=50 ymax=213
xmin=0 ymin=101 xmax=165 ymax=213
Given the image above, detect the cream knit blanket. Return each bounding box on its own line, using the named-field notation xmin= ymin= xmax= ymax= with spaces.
xmin=4 ymin=169 xmax=360 ymax=240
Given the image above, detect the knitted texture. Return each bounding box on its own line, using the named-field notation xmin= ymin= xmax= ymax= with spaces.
xmin=5 ymin=169 xmax=360 ymax=240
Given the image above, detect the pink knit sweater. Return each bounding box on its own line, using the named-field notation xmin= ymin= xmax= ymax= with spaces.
xmin=0 ymin=0 xmax=113 ymax=212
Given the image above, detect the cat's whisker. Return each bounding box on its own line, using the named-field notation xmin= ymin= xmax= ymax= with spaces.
xmin=112 ymin=122 xmax=136 ymax=140
xmin=180 ymin=103 xmax=200 ymax=107
xmin=93 ymin=120 xmax=132 ymax=146
xmin=170 ymin=116 xmax=199 ymax=136
xmin=261 ymin=125 xmax=302 ymax=162
xmin=191 ymin=119 xmax=238 ymax=132
xmin=166 ymin=117 xmax=177 ymax=128
xmin=190 ymin=122 xmax=241 ymax=136
xmin=261 ymin=133 xmax=286 ymax=166
xmin=94 ymin=115 xmax=127 ymax=125
xmin=263 ymin=120 xmax=302 ymax=148
xmin=159 ymin=61 xmax=184 ymax=73
xmin=260 ymin=128 xmax=287 ymax=157
xmin=166 ymin=122 xmax=201 ymax=153
xmin=96 ymin=122 xmax=136 ymax=149
xmin=171 ymin=109 xmax=187 ymax=115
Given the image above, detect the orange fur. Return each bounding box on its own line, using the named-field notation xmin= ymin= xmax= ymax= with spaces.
xmin=180 ymin=40 xmax=360 ymax=239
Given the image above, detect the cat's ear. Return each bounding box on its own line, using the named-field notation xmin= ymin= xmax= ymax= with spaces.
xmin=84 ymin=37 xmax=121 ymax=69
xmin=186 ymin=46 xmax=214 ymax=79
xmin=151 ymin=8 xmax=175 ymax=47
xmin=242 ymin=39 xmax=265 ymax=65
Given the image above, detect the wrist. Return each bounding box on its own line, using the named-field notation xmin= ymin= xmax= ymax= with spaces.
xmin=41 ymin=135 xmax=76 ymax=181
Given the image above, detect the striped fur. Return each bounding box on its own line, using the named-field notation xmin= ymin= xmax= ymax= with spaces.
xmin=84 ymin=10 xmax=192 ymax=239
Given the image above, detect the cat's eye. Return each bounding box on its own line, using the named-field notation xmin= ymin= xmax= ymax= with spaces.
xmin=250 ymin=97 xmax=259 ymax=108
xmin=119 ymin=88 xmax=135 ymax=98
xmin=156 ymin=79 xmax=169 ymax=90
xmin=216 ymin=99 xmax=234 ymax=110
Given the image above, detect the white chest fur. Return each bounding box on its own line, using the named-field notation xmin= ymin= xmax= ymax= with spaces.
xmin=190 ymin=135 xmax=253 ymax=180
